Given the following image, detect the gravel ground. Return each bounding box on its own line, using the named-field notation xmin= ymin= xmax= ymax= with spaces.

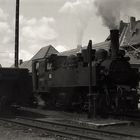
xmin=19 ymin=107 xmax=140 ymax=137
xmin=0 ymin=120 xmax=70 ymax=140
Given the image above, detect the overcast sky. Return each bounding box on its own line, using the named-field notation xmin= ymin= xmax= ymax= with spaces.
xmin=0 ymin=0 xmax=139 ymax=67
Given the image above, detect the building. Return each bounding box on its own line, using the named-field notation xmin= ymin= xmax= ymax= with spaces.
xmin=19 ymin=45 xmax=58 ymax=72
xmin=120 ymin=17 xmax=140 ymax=65
xmin=20 ymin=17 xmax=140 ymax=72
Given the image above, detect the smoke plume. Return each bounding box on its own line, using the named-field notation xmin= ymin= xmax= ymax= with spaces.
xmin=60 ymin=0 xmax=140 ymax=45
xmin=60 ymin=0 xmax=94 ymax=45
xmin=94 ymin=0 xmax=140 ymax=29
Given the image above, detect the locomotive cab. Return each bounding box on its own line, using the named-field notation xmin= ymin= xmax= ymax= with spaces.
xmin=32 ymin=55 xmax=68 ymax=93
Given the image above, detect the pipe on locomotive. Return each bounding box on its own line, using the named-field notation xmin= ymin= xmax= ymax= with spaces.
xmin=110 ymin=29 xmax=119 ymax=59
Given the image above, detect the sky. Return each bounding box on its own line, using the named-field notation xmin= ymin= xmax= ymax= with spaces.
xmin=0 ymin=0 xmax=139 ymax=67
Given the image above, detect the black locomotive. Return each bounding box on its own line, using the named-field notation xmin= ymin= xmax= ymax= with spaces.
xmin=32 ymin=30 xmax=139 ymax=115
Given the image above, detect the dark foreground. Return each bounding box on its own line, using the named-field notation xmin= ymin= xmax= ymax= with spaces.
xmin=1 ymin=107 xmax=140 ymax=140
xmin=0 ymin=120 xmax=68 ymax=140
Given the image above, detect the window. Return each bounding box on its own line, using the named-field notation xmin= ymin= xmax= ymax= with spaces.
xmin=36 ymin=62 xmax=39 ymax=70
xmin=47 ymin=63 xmax=52 ymax=70
xmin=49 ymin=73 xmax=52 ymax=79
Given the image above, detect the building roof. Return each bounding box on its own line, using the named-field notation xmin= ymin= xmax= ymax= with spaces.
xmin=119 ymin=18 xmax=140 ymax=65
xmin=59 ymin=41 xmax=110 ymax=56
xmin=120 ymin=20 xmax=140 ymax=47
xmin=31 ymin=45 xmax=58 ymax=60
xmin=19 ymin=60 xmax=32 ymax=72
xmin=19 ymin=45 xmax=58 ymax=72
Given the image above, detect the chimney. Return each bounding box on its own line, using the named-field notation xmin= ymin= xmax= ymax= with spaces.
xmin=130 ymin=17 xmax=136 ymax=31
xmin=77 ymin=44 xmax=82 ymax=52
xmin=110 ymin=29 xmax=119 ymax=59
xmin=19 ymin=59 xmax=23 ymax=65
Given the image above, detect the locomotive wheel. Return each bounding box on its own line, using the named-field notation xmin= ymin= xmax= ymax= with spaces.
xmin=28 ymin=94 xmax=38 ymax=108
xmin=113 ymin=86 xmax=125 ymax=113
xmin=55 ymin=92 xmax=74 ymax=111
xmin=54 ymin=89 xmax=85 ymax=112
xmin=39 ymin=93 xmax=53 ymax=109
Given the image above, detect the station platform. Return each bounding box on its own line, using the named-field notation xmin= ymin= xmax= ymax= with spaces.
xmin=19 ymin=107 xmax=132 ymax=128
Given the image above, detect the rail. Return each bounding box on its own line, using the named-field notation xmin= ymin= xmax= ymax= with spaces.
xmin=0 ymin=116 xmax=140 ymax=140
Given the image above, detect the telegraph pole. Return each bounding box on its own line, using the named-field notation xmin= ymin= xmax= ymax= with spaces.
xmin=88 ymin=40 xmax=93 ymax=118
xmin=87 ymin=40 xmax=97 ymax=119
xmin=15 ymin=0 xmax=20 ymax=67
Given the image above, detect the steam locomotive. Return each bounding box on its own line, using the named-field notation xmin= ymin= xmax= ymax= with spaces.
xmin=32 ymin=30 xmax=139 ymax=115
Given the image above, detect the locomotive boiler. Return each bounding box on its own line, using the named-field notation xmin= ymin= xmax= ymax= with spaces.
xmin=32 ymin=30 xmax=139 ymax=115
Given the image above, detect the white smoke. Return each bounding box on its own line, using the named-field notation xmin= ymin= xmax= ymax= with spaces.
xmin=94 ymin=0 xmax=140 ymax=29
xmin=60 ymin=0 xmax=94 ymax=45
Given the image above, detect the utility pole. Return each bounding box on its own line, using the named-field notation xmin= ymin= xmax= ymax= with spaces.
xmin=88 ymin=40 xmax=93 ymax=118
xmin=87 ymin=40 xmax=96 ymax=119
xmin=15 ymin=0 xmax=20 ymax=67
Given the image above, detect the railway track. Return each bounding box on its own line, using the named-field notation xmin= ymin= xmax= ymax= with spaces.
xmin=0 ymin=116 xmax=140 ymax=140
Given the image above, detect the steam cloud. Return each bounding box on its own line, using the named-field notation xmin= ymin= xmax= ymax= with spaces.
xmin=60 ymin=0 xmax=140 ymax=45
xmin=94 ymin=0 xmax=140 ymax=29
xmin=60 ymin=0 xmax=94 ymax=45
